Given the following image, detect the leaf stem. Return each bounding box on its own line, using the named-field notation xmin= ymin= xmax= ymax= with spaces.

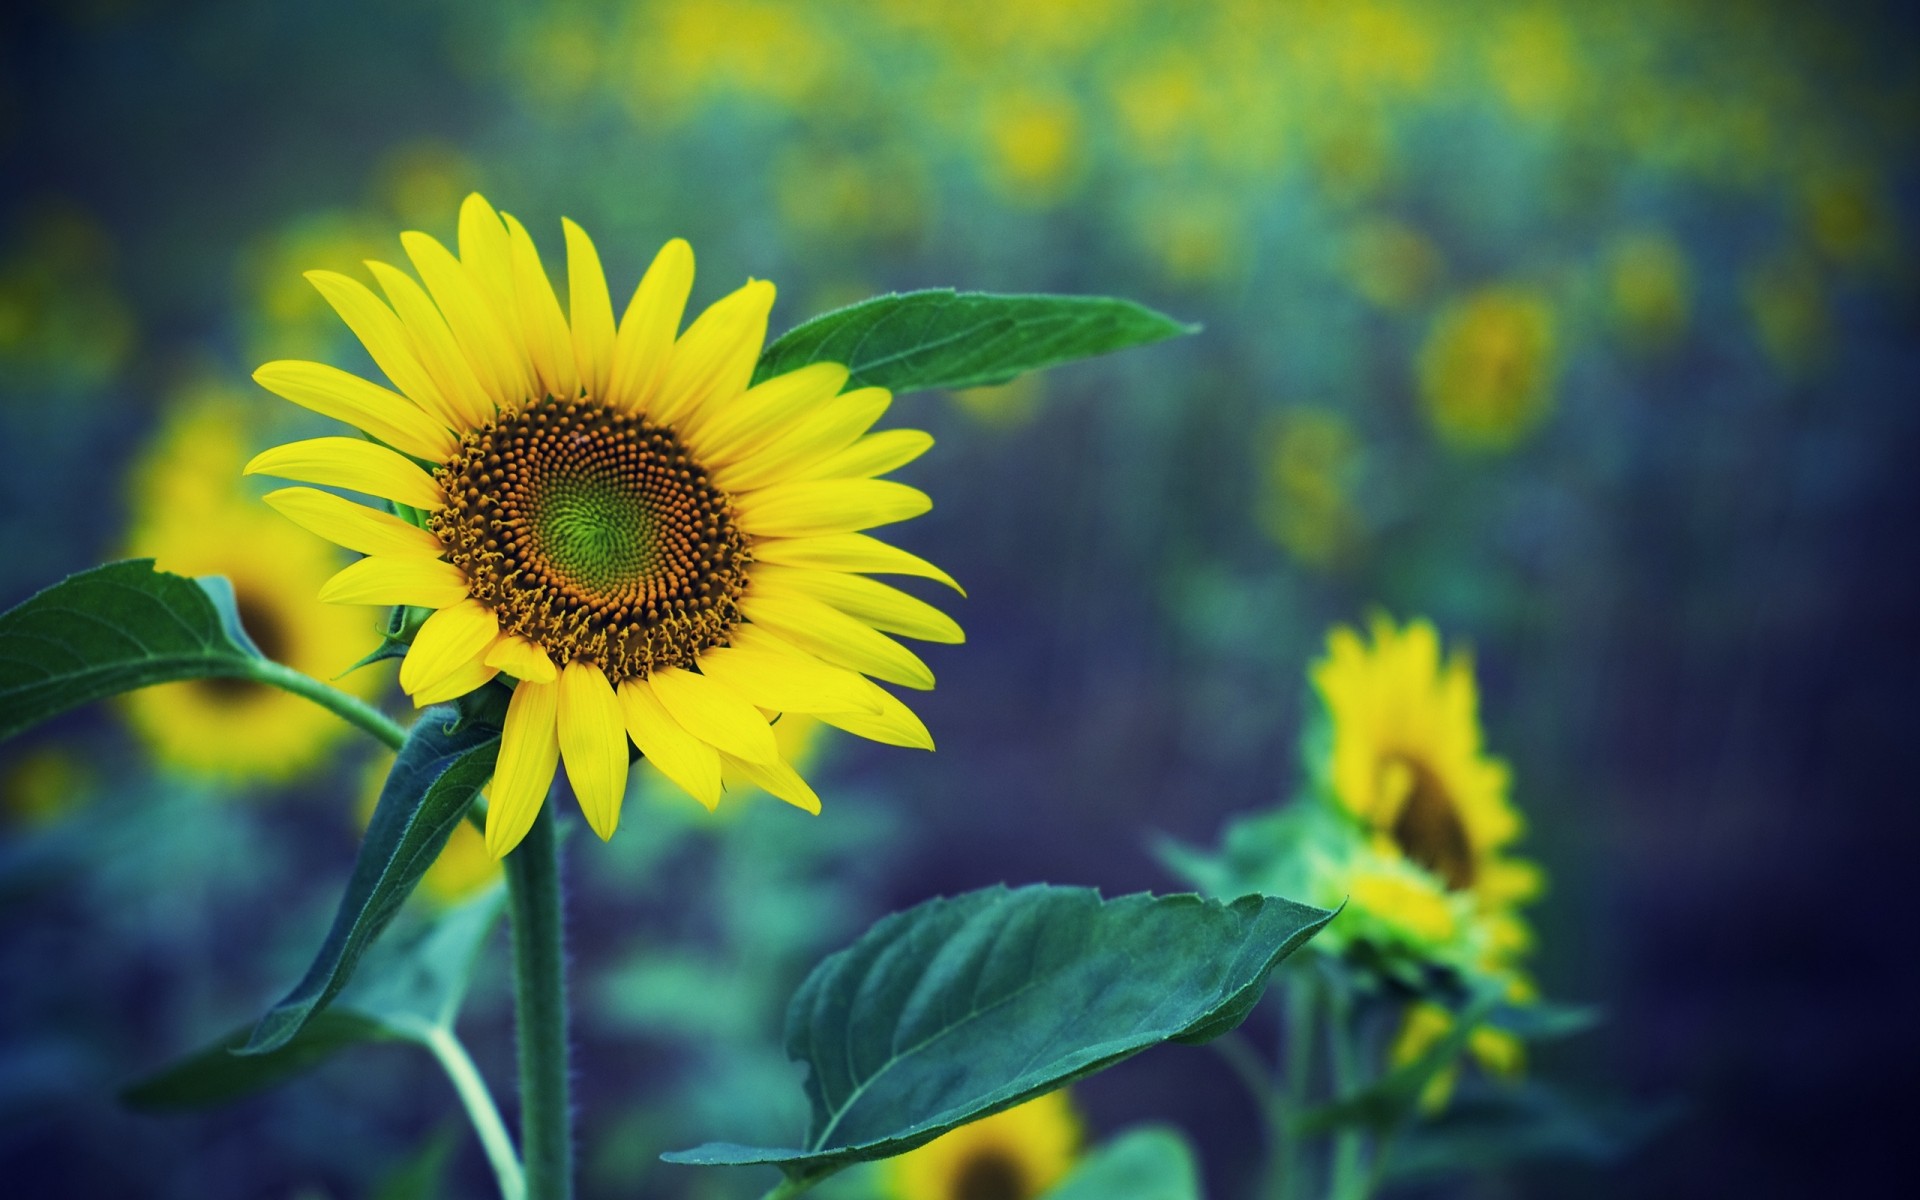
xmin=1274 ymin=968 xmax=1316 ymax=1200
xmin=1323 ymin=971 xmax=1368 ymax=1200
xmin=244 ymin=657 xmax=408 ymax=751
xmin=421 ymin=1024 xmax=526 ymax=1200
xmin=505 ymin=804 xmax=572 ymax=1200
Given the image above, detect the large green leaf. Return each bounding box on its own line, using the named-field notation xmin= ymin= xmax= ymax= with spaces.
xmin=242 ymin=710 xmax=501 ymax=1054
xmin=0 ymin=560 xmax=259 ymax=741
xmin=663 ymin=885 xmax=1332 ymax=1185
xmin=752 ymin=290 xmax=1197 ymax=394
xmin=1043 ymin=1125 xmax=1203 ymax=1200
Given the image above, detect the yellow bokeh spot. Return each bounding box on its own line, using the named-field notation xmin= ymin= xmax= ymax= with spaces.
xmin=1606 ymin=231 xmax=1691 ymax=349
xmin=1417 ymin=285 xmax=1558 ymax=453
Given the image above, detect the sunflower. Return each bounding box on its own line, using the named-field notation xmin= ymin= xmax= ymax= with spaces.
xmin=246 ymin=194 xmax=959 ymax=857
xmin=882 ymin=1090 xmax=1081 ymax=1200
xmin=1389 ymin=999 xmax=1525 ymax=1113
xmin=1308 ymin=616 xmax=1540 ymax=968
xmin=124 ymin=392 xmax=387 ymax=782
xmin=1416 ymin=285 xmax=1557 ymax=452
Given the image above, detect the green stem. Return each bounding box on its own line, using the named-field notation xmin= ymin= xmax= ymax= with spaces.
xmin=421 ymin=1024 xmax=527 ymax=1200
xmin=1273 ymin=969 xmax=1317 ymax=1200
xmin=1324 ymin=973 xmax=1367 ymax=1200
xmin=505 ymin=804 xmax=572 ymax=1200
xmin=245 ymin=658 xmax=407 ymax=750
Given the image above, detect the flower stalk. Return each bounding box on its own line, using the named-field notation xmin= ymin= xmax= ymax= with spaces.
xmin=505 ymin=802 xmax=573 ymax=1200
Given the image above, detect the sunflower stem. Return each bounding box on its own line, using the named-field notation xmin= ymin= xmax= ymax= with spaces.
xmin=1324 ymin=971 xmax=1368 ymax=1200
xmin=244 ymin=657 xmax=408 ymax=751
xmin=505 ymin=804 xmax=573 ymax=1200
xmin=1273 ymin=968 xmax=1316 ymax=1200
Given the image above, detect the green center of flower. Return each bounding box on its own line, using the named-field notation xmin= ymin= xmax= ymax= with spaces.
xmin=429 ymin=397 xmax=751 ymax=681
xmin=1387 ymin=754 xmax=1476 ymax=892
xmin=952 ymin=1149 xmax=1029 ymax=1200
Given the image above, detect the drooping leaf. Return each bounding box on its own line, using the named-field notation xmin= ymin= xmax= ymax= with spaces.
xmin=242 ymin=709 xmax=501 ymax=1054
xmin=121 ymin=1011 xmax=395 ymax=1112
xmin=0 ymin=560 xmax=260 ymax=741
xmin=752 ymin=290 xmax=1197 ymax=395
xmin=1384 ymin=1081 xmax=1680 ymax=1180
xmin=663 ymin=885 xmax=1333 ymax=1185
xmin=1043 ymin=1125 xmax=1204 ymax=1200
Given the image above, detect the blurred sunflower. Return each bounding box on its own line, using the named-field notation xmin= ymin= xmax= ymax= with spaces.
xmin=124 ymin=390 xmax=387 ymax=782
xmin=248 ymin=194 xmax=959 ymax=857
xmin=1390 ymin=999 xmax=1525 ymax=1113
xmin=1308 ymin=616 xmax=1540 ymax=963
xmin=882 ymin=1090 xmax=1081 ymax=1200
xmin=1416 ymin=286 xmax=1557 ymax=452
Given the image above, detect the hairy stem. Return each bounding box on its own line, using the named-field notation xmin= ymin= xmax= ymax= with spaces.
xmin=245 ymin=658 xmax=408 ymax=750
xmin=505 ymin=804 xmax=572 ymax=1200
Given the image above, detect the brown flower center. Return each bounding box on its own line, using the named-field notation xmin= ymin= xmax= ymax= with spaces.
xmin=952 ymin=1148 xmax=1030 ymax=1200
xmin=1386 ymin=754 xmax=1476 ymax=891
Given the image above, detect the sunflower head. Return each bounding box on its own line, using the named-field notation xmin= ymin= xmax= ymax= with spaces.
xmin=882 ymin=1090 xmax=1082 ymax=1200
xmin=246 ymin=194 xmax=959 ymax=857
xmin=1417 ymin=285 xmax=1557 ymax=452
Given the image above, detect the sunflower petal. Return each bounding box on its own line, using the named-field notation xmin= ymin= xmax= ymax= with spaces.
xmin=694 ymin=639 xmax=883 ymax=714
xmin=646 ymin=666 xmax=779 ymax=764
xmin=686 ymin=361 xmax=849 ymax=464
xmin=318 ymin=556 xmax=470 ymax=608
xmin=790 ymin=428 xmax=934 ymax=482
xmin=732 ymin=479 xmax=930 ymax=538
xmin=253 ymin=360 xmax=458 ymax=460
xmin=750 ymin=532 xmax=964 ymax=594
xmin=263 ymin=487 xmax=446 ymax=559
xmin=245 ymin=437 xmax=446 ymax=510
xmin=305 ymin=270 xmax=461 ymax=430
xmin=754 ymin=566 xmax=964 ymax=644
xmin=411 ymin=653 xmax=500 ymax=706
xmin=740 ymin=591 xmax=935 ymax=690
xmin=402 ymin=230 xmax=536 ymax=408
xmin=457 ymin=194 xmax=518 ymax=326
xmin=558 ymin=661 xmax=628 ymax=841
xmin=366 ymin=259 xmax=496 ymax=430
xmin=484 ymin=634 xmax=558 ymax=683
xmin=719 ymin=750 xmax=821 ymax=815
xmin=399 ymin=598 xmax=500 ymax=696
xmin=617 ymin=678 xmax=723 ymax=809
xmin=487 ymin=679 xmax=560 ymax=857
xmin=708 ymin=386 xmax=890 ymax=492
xmin=563 ymin=218 xmax=617 ymax=402
xmin=608 ymin=237 xmax=694 ymax=412
xmin=501 ymin=212 xmax=580 ymax=402
xmin=652 ymin=278 xmax=775 ymax=430
xmin=816 ymin=680 xmax=935 ymax=750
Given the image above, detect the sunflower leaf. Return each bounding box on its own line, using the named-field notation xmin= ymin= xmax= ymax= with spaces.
xmin=753 ymin=290 xmax=1198 ymax=394
xmin=120 ymin=1010 xmax=398 ymax=1112
xmin=0 ymin=560 xmax=261 ymax=742
xmin=240 ymin=709 xmax=501 ymax=1055
xmin=1042 ymin=1125 xmax=1203 ymax=1200
xmin=662 ymin=885 xmax=1332 ymax=1186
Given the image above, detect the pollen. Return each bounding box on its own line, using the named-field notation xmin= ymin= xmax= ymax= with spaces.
xmin=428 ymin=397 xmax=751 ymax=681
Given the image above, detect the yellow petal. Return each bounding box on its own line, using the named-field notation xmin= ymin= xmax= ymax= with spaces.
xmin=367 ymin=259 xmax=496 ymax=430
xmin=402 ymin=230 xmax=536 ymax=408
xmin=502 ymin=212 xmax=580 ymax=402
xmin=563 ymin=217 xmax=617 ymax=403
xmin=816 ymin=680 xmax=935 ymax=750
xmin=732 ymin=479 xmax=930 ymax=538
xmin=457 ymin=194 xmax=518 ymax=326
xmin=253 ymin=360 xmax=457 ymax=461
xmin=306 ymin=270 xmax=460 ymax=430
xmin=487 ymin=679 xmax=560 ymax=858
xmin=484 ymin=634 xmax=558 ymax=683
xmin=318 ymin=556 xmax=470 ymax=608
xmin=685 ymin=361 xmax=848 ymax=465
xmin=616 ymin=678 xmax=722 ymax=809
xmin=719 ymin=750 xmax=821 ymax=815
xmin=245 ymin=437 xmax=446 ymax=510
xmin=412 ymin=653 xmax=500 ymax=706
xmin=694 ymin=639 xmax=882 ymax=714
xmin=790 ymin=429 xmax=934 ymax=482
xmin=754 ymin=566 xmax=964 ymax=644
xmin=263 ymin=487 xmax=446 ymax=559
xmin=557 ymin=661 xmax=628 ymax=841
xmin=750 ymin=532 xmax=963 ymax=594
xmin=607 ymin=237 xmax=694 ymax=412
xmin=652 ymin=278 xmax=775 ymax=430
xmin=646 ymin=666 xmax=779 ymax=764
xmin=740 ymin=591 xmax=935 ymax=690
xmin=399 ymin=598 xmax=501 ymax=696
xmin=708 ymin=386 xmax=889 ymax=492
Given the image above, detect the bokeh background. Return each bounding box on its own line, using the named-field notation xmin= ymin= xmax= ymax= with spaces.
xmin=2 ymin=1 xmax=1916 ymax=1197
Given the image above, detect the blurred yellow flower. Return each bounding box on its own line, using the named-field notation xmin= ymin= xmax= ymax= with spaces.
xmin=951 ymin=374 xmax=1044 ymax=430
xmin=375 ymin=141 xmax=483 ymax=231
xmin=1257 ymin=407 xmax=1363 ymax=571
xmin=1390 ymin=1001 xmax=1524 ymax=1112
xmin=1744 ymin=252 xmax=1830 ymax=375
xmin=1605 ymin=231 xmax=1691 ymax=350
xmin=1417 ymin=285 xmax=1558 ymax=452
xmin=882 ymin=1089 xmax=1081 ymax=1200
xmin=0 ymin=204 xmax=136 ymax=389
xmin=1 ymin=746 xmax=93 ymax=829
xmin=1802 ymin=165 xmax=1901 ymax=270
xmin=982 ymin=89 xmax=1083 ymax=205
xmin=1345 ymin=218 xmax=1442 ymax=311
xmin=1486 ymin=8 xmax=1581 ymax=121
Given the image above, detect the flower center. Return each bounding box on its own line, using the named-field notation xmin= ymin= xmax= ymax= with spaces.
xmin=952 ymin=1149 xmax=1029 ymax=1200
xmin=194 ymin=592 xmax=289 ymax=703
xmin=1385 ymin=754 xmax=1476 ymax=891
xmin=429 ymin=397 xmax=751 ymax=682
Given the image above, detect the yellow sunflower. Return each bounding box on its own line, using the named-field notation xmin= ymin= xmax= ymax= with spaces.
xmin=1309 ymin=616 xmax=1540 ymax=952
xmin=1416 ymin=285 xmax=1557 ymax=452
xmin=246 ymin=194 xmax=959 ymax=858
xmin=882 ymin=1090 xmax=1081 ymax=1200
xmin=124 ymin=391 xmax=387 ymax=782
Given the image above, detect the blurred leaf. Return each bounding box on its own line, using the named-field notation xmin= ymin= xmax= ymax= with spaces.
xmin=1484 ymin=1000 xmax=1603 ymax=1042
xmin=121 ymin=1011 xmax=395 ymax=1112
xmin=341 ymin=884 xmax=507 ymax=1032
xmin=1295 ymin=991 xmax=1500 ymax=1136
xmin=0 ymin=560 xmax=257 ymax=741
xmin=1384 ymin=1081 xmax=1681 ymax=1180
xmin=663 ymin=885 xmax=1332 ymax=1186
xmin=753 ymin=290 xmax=1197 ymax=394
xmin=1043 ymin=1125 xmax=1204 ymax=1200
xmin=242 ymin=709 xmax=501 ymax=1054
